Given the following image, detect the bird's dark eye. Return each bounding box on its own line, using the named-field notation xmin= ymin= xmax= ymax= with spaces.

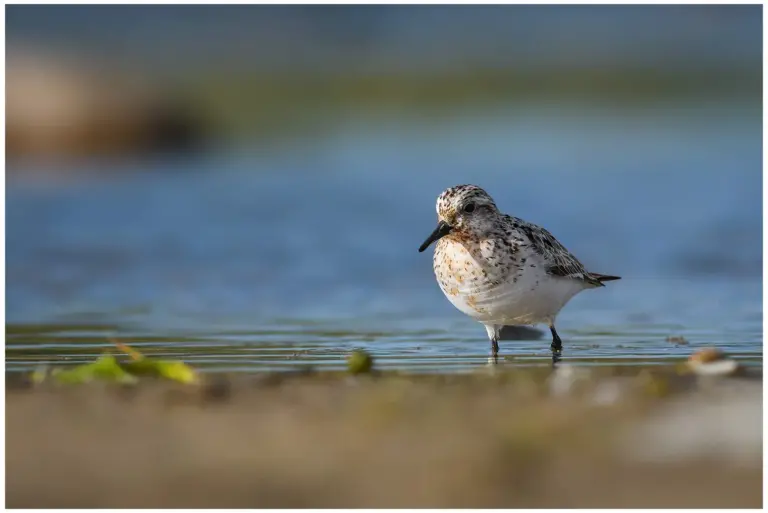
xmin=463 ymin=203 xmax=476 ymax=213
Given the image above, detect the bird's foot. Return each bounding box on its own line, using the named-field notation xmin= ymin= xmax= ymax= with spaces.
xmin=550 ymin=341 xmax=563 ymax=366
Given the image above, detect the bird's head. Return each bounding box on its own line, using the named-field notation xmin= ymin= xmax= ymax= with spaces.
xmin=418 ymin=184 xmax=500 ymax=252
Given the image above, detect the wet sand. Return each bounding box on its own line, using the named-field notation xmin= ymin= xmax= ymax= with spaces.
xmin=6 ymin=365 xmax=762 ymax=508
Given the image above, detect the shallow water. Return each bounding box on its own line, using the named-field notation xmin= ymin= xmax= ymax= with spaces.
xmin=6 ymin=102 xmax=762 ymax=372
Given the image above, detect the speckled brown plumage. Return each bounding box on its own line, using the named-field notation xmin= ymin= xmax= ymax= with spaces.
xmin=420 ymin=184 xmax=620 ymax=362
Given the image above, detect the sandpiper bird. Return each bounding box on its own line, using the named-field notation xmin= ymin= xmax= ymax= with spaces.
xmin=418 ymin=184 xmax=620 ymax=363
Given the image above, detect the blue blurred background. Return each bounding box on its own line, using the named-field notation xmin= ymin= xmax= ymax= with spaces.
xmin=6 ymin=5 xmax=762 ymax=372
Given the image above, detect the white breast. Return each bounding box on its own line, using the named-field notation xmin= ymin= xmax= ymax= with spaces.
xmin=433 ymin=237 xmax=587 ymax=325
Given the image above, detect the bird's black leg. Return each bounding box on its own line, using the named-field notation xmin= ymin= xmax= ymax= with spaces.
xmin=484 ymin=325 xmax=501 ymax=364
xmin=490 ymin=337 xmax=499 ymax=363
xmin=549 ymin=325 xmax=562 ymax=365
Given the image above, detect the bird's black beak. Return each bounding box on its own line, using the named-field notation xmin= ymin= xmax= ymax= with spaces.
xmin=418 ymin=220 xmax=452 ymax=252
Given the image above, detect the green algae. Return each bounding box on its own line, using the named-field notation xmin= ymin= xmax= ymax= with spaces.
xmin=44 ymin=354 xmax=138 ymax=385
xmin=346 ymin=349 xmax=375 ymax=375
xmin=30 ymin=340 xmax=199 ymax=386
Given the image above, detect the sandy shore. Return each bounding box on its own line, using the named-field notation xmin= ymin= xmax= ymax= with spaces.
xmin=6 ymin=364 xmax=762 ymax=508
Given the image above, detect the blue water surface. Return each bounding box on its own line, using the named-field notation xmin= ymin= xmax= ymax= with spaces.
xmin=6 ymin=102 xmax=762 ymax=372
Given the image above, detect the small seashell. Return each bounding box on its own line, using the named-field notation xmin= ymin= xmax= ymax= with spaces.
xmin=687 ymin=347 xmax=739 ymax=376
xmin=689 ymin=347 xmax=726 ymax=364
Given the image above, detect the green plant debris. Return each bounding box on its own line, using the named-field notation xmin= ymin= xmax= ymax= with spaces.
xmin=347 ymin=349 xmax=374 ymax=375
xmin=29 ymin=341 xmax=199 ymax=386
xmin=113 ymin=339 xmax=199 ymax=385
xmin=50 ymin=354 xmax=138 ymax=385
xmin=121 ymin=359 xmax=198 ymax=384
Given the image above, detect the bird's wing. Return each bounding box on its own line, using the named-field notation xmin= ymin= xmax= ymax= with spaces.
xmin=506 ymin=215 xmax=602 ymax=286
